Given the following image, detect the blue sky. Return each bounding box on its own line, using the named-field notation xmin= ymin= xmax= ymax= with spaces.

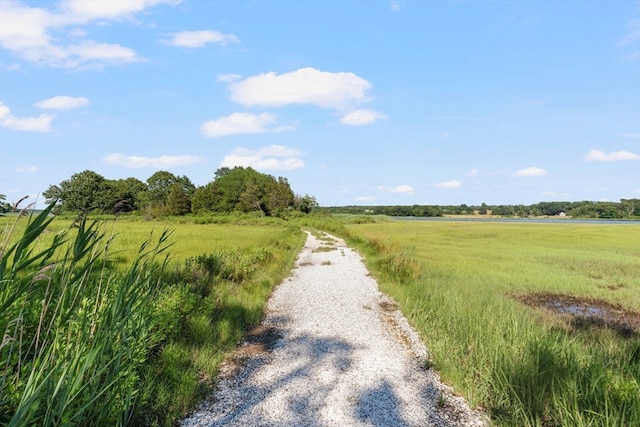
xmin=1 ymin=0 xmax=639 ymax=208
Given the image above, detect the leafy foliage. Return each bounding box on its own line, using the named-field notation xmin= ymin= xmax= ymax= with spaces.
xmin=325 ymin=199 xmax=640 ymax=219
xmin=43 ymin=167 xmax=314 ymax=218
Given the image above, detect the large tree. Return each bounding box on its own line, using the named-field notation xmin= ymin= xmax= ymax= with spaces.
xmin=143 ymin=171 xmax=194 ymax=214
xmin=48 ymin=170 xmax=106 ymax=213
xmin=192 ymin=167 xmax=298 ymax=216
xmin=165 ymin=182 xmax=191 ymax=216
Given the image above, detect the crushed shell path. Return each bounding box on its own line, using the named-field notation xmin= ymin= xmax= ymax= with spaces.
xmin=181 ymin=232 xmax=486 ymax=427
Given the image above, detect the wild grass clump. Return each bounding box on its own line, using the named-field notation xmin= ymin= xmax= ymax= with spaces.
xmin=345 ymin=221 xmax=640 ymax=426
xmin=0 ymin=204 xmax=306 ymax=426
xmin=185 ymin=247 xmax=273 ymax=284
xmin=0 ymin=203 xmax=171 ymax=426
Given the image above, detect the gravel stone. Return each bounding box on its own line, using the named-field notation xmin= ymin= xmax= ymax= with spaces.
xmin=180 ymin=232 xmax=487 ymax=427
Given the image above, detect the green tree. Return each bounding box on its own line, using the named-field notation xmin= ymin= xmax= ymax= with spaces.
xmin=238 ymin=176 xmax=267 ymax=214
xmin=268 ymin=177 xmax=295 ymax=214
xmin=191 ymin=183 xmax=216 ymax=214
xmin=0 ymin=194 xmax=10 ymax=214
xmin=595 ymin=202 xmax=619 ymax=219
xmin=194 ymin=167 xmax=300 ymax=215
xmin=113 ymin=177 xmax=148 ymax=212
xmin=295 ymin=194 xmax=318 ymax=214
xmin=145 ymin=171 xmax=180 ymax=209
xmin=55 ymin=170 xmax=106 ymax=213
xmin=620 ymin=198 xmax=640 ymax=218
xmin=165 ymin=182 xmax=191 ymax=215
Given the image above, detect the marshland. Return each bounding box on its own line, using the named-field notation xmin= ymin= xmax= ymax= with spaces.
xmin=1 ymin=208 xmax=638 ymax=426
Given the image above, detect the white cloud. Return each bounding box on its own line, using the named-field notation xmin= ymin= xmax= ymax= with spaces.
xmin=103 ymin=153 xmax=205 ymax=169
xmin=0 ymin=101 xmax=53 ymax=132
xmin=0 ymin=0 xmax=176 ymax=68
xmin=201 ymin=112 xmax=294 ymax=138
xmin=60 ymin=0 xmax=177 ymax=21
xmin=340 ymin=109 xmax=386 ymax=126
xmin=228 ymin=67 xmax=372 ymax=110
xmin=64 ymin=40 xmax=137 ymax=66
xmin=15 ymin=165 xmax=38 ymax=173
xmin=584 ymin=149 xmax=640 ymax=162
xmin=377 ymin=185 xmax=414 ymax=194
xmin=217 ymin=73 xmax=243 ymax=83
xmin=513 ymin=167 xmax=549 ymax=177
xmin=390 ymin=1 xmax=401 ymax=12
xmin=35 ymin=96 xmax=89 ymax=110
xmin=466 ymin=169 xmax=479 ymax=177
xmin=433 ymin=180 xmax=462 ymax=189
xmin=220 ymin=145 xmax=304 ymax=171
xmin=355 ymin=196 xmax=377 ymax=202
xmin=164 ymin=30 xmax=239 ymax=47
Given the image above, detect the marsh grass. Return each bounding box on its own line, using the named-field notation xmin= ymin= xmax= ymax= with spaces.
xmin=346 ymin=221 xmax=640 ymax=426
xmin=0 ymin=204 xmax=172 ymax=426
xmin=0 ymin=209 xmax=305 ymax=426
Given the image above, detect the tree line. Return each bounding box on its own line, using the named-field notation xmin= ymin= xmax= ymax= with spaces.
xmin=325 ymin=199 xmax=640 ymax=219
xmin=39 ymin=167 xmax=318 ymax=217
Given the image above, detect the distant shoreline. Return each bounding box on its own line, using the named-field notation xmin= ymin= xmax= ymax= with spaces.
xmin=392 ymin=216 xmax=640 ymax=225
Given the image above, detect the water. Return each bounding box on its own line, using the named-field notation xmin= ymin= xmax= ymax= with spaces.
xmin=551 ymin=301 xmax=606 ymax=317
xmin=392 ymin=216 xmax=640 ymax=225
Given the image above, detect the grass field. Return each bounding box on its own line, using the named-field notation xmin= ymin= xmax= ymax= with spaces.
xmin=0 ymin=211 xmax=305 ymax=426
xmin=3 ymin=211 xmax=639 ymax=426
xmin=345 ymin=219 xmax=640 ymax=426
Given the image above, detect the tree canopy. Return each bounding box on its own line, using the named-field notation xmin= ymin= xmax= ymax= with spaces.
xmin=42 ymin=167 xmax=317 ymax=217
xmin=324 ymin=199 xmax=640 ymax=219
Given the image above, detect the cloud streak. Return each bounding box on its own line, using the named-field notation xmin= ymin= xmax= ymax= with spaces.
xmin=378 ymin=185 xmax=414 ymax=194
xmin=103 ymin=153 xmax=206 ymax=169
xmin=0 ymin=0 xmax=177 ymax=68
xmin=584 ymin=149 xmax=640 ymax=162
xmin=0 ymin=101 xmax=53 ymax=132
xmin=201 ymin=112 xmax=294 ymax=138
xmin=163 ymin=30 xmax=239 ymax=47
xmin=433 ymin=179 xmax=462 ymax=189
xmin=513 ymin=167 xmax=548 ymax=177
xmin=340 ymin=109 xmax=386 ymax=125
xmin=35 ymin=96 xmax=89 ymax=110
xmin=220 ymin=145 xmax=305 ymax=171
xmin=228 ymin=67 xmax=372 ymax=111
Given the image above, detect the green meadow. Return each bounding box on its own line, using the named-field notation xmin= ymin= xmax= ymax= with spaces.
xmin=0 ymin=211 xmax=305 ymax=426
xmin=345 ymin=219 xmax=640 ymax=426
xmin=2 ymin=211 xmax=639 ymax=426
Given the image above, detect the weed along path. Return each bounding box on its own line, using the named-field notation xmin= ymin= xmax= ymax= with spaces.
xmin=181 ymin=232 xmax=486 ymax=427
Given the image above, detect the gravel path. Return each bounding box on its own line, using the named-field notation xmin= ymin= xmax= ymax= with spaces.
xmin=181 ymin=232 xmax=486 ymax=427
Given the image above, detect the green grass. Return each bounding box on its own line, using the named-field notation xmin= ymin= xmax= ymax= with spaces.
xmin=5 ymin=211 xmax=638 ymax=426
xmin=1 ymin=211 xmax=305 ymax=426
xmin=345 ymin=220 xmax=640 ymax=426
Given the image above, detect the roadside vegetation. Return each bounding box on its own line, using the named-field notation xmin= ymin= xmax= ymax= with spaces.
xmin=325 ymin=199 xmax=640 ymax=219
xmin=37 ymin=166 xmax=318 ymax=218
xmin=0 ymin=204 xmax=305 ymax=426
xmin=3 ymin=187 xmax=639 ymax=427
xmin=345 ymin=219 xmax=640 ymax=426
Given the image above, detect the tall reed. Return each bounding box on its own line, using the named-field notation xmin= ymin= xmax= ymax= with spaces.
xmin=1 ymin=204 xmax=171 ymax=426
